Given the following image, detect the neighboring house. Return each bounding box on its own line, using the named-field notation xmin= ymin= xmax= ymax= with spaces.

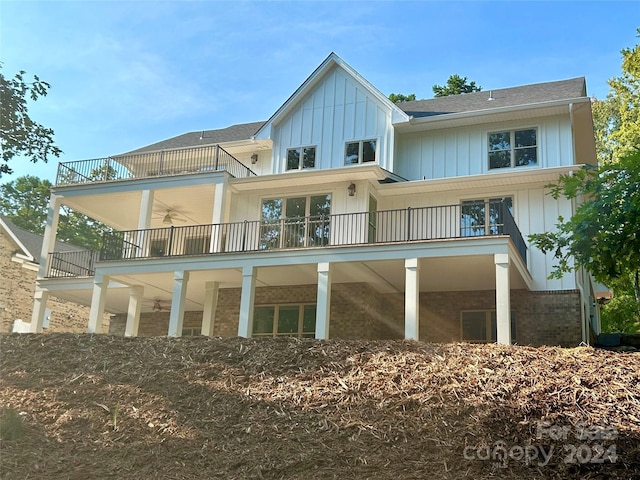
xmin=30 ymin=53 xmax=601 ymax=346
xmin=0 ymin=215 xmax=109 ymax=333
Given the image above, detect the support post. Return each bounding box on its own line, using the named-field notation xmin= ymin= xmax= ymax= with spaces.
xmin=88 ymin=273 xmax=109 ymax=333
xmin=30 ymin=289 xmax=49 ymax=333
xmin=495 ymin=253 xmax=511 ymax=345
xmin=136 ymin=189 xmax=154 ymax=257
xmin=315 ymin=262 xmax=332 ymax=339
xmin=37 ymin=193 xmax=61 ymax=279
xmin=405 ymin=258 xmax=420 ymax=340
xmin=237 ymin=266 xmax=256 ymax=337
xmin=201 ymin=281 xmax=220 ymax=336
xmin=124 ymin=285 xmax=144 ymax=337
xmin=168 ymin=271 xmax=189 ymax=337
xmin=209 ymin=183 xmax=227 ymax=253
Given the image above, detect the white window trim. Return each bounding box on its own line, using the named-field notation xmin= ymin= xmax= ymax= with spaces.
xmin=344 ymin=138 xmax=378 ymax=165
xmin=487 ymin=127 xmax=538 ymax=170
xmin=285 ymin=145 xmax=317 ymax=171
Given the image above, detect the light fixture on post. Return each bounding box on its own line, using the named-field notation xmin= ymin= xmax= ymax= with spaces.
xmin=347 ymin=183 xmax=356 ymax=197
xmin=251 ymin=153 xmax=258 ymax=164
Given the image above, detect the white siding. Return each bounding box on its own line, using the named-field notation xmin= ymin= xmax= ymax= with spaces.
xmin=271 ymin=66 xmax=394 ymax=173
xmin=395 ymin=115 xmax=574 ymax=181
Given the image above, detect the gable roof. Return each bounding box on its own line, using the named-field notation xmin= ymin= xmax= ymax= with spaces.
xmin=397 ymin=77 xmax=587 ymax=118
xmin=121 ymin=121 xmax=266 ymax=155
xmin=0 ymin=215 xmax=83 ymax=263
xmin=254 ymin=52 xmax=411 ymax=139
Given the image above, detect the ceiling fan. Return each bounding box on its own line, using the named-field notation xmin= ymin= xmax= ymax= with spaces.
xmin=151 ymin=299 xmax=170 ymax=312
xmin=154 ymin=210 xmax=187 ymax=225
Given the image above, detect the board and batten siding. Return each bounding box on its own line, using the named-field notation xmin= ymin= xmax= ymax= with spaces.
xmin=271 ymin=66 xmax=393 ymax=174
xmin=394 ymin=115 xmax=574 ymax=181
xmin=376 ymin=184 xmax=576 ymax=291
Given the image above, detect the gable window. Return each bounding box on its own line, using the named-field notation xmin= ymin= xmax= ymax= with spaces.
xmin=345 ymin=139 xmax=377 ymax=165
xmin=461 ymin=197 xmax=513 ymax=237
xmin=253 ymin=304 xmax=316 ymax=338
xmin=260 ymin=194 xmax=331 ymax=249
xmin=488 ymin=128 xmax=537 ymax=169
xmin=286 ymin=146 xmax=316 ymax=171
xmin=461 ymin=311 xmax=516 ymax=343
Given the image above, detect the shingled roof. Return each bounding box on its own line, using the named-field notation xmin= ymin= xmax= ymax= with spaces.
xmin=397 ymin=77 xmax=587 ymax=118
xmin=0 ymin=215 xmax=83 ymax=263
xmin=122 ymin=121 xmax=266 ymax=155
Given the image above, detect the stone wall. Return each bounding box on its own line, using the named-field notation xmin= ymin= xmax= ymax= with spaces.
xmin=107 ymin=281 xmax=582 ymax=346
xmin=0 ymin=229 xmax=109 ymax=333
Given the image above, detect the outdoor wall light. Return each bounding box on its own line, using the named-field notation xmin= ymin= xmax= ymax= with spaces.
xmin=348 ymin=183 xmax=356 ymax=196
xmin=251 ymin=153 xmax=258 ymax=164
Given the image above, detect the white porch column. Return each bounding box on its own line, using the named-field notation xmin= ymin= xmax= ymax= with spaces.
xmin=168 ymin=271 xmax=189 ymax=337
xmin=30 ymin=289 xmax=49 ymax=333
xmin=495 ymin=253 xmax=511 ymax=345
xmin=136 ymin=189 xmax=154 ymax=257
xmin=124 ymin=285 xmax=144 ymax=337
xmin=315 ymin=262 xmax=332 ymax=339
xmin=237 ymin=265 xmax=256 ymax=338
xmin=201 ymin=281 xmax=220 ymax=336
xmin=37 ymin=193 xmax=61 ymax=279
xmin=209 ymin=183 xmax=227 ymax=253
xmin=88 ymin=272 xmax=109 ymax=333
xmin=405 ymin=258 xmax=420 ymax=340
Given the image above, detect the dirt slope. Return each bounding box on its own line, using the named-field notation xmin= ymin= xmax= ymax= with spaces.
xmin=1 ymin=334 xmax=639 ymax=479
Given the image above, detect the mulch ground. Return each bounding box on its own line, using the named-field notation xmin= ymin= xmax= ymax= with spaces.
xmin=1 ymin=333 xmax=639 ymax=479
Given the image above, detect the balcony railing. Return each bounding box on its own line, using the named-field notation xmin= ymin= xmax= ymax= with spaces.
xmin=98 ymin=202 xmax=527 ymax=265
xmin=55 ymin=144 xmax=257 ymax=186
xmin=46 ymin=250 xmax=99 ymax=278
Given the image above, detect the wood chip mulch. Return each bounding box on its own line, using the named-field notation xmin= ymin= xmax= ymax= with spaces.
xmin=1 ymin=333 xmax=639 ymax=479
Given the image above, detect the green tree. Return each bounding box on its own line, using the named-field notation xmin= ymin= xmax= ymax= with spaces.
xmin=388 ymin=93 xmax=416 ymax=103
xmin=432 ymin=74 xmax=481 ymax=97
xmin=0 ymin=175 xmax=111 ymax=250
xmin=528 ymin=151 xmax=640 ymax=333
xmin=0 ymin=65 xmax=62 ymax=177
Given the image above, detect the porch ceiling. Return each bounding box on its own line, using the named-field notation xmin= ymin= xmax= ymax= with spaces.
xmin=43 ymin=254 xmax=529 ymax=317
xmin=59 ymin=183 xmax=217 ymax=231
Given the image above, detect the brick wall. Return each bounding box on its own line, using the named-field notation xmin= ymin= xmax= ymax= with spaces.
xmin=107 ymin=280 xmax=582 ymax=346
xmin=0 ymin=229 xmax=109 ymax=333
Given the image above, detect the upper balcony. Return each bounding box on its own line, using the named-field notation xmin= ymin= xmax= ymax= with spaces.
xmin=55 ymin=144 xmax=257 ymax=186
xmin=45 ymin=202 xmax=527 ymax=278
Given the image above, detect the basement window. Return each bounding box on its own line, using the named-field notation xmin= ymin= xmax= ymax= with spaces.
xmin=461 ymin=311 xmax=516 ymax=343
xmin=253 ymin=304 xmax=316 ymax=338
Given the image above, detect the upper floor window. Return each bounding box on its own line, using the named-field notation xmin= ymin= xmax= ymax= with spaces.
xmin=345 ymin=139 xmax=376 ymax=165
xmin=488 ymin=128 xmax=537 ymax=169
xmin=287 ymin=146 xmax=316 ymax=171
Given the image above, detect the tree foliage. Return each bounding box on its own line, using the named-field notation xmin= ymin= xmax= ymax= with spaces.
xmin=388 ymin=93 xmax=416 ymax=103
xmin=528 ymin=151 xmax=640 ymax=331
xmin=0 ymin=175 xmax=111 ymax=251
xmin=432 ymin=74 xmax=481 ymax=97
xmin=0 ymin=65 xmax=62 ymax=177
xmin=591 ymin=28 xmax=640 ymax=164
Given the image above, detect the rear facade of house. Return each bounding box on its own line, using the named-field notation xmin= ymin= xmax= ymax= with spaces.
xmin=30 ymin=53 xmax=601 ymax=346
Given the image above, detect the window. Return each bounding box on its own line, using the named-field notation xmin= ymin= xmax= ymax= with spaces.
xmin=260 ymin=194 xmax=331 ymax=249
xmin=461 ymin=311 xmax=516 ymax=343
xmin=488 ymin=128 xmax=537 ymax=169
xmin=286 ymin=146 xmax=316 ymax=171
xmin=253 ymin=304 xmax=316 ymax=338
xmin=345 ymin=139 xmax=377 ymax=165
xmin=149 ymin=239 xmax=167 ymax=257
xmin=181 ymin=327 xmax=200 ymax=336
xmin=184 ymin=236 xmax=208 ymax=255
xmin=461 ymin=197 xmax=513 ymax=237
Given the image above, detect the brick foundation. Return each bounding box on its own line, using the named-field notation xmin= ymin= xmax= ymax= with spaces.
xmin=109 ymin=283 xmax=582 ymax=346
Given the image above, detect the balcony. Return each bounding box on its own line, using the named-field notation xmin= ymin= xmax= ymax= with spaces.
xmin=55 ymin=144 xmax=257 ymax=186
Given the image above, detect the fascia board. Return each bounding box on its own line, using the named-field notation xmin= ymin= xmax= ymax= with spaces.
xmin=0 ymin=218 xmax=34 ymax=261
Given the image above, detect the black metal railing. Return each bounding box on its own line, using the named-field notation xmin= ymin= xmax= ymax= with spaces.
xmin=98 ymin=203 xmax=527 ymax=264
xmin=55 ymin=144 xmax=256 ymax=185
xmin=46 ymin=250 xmax=99 ymax=278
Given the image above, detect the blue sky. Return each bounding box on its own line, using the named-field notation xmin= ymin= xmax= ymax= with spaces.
xmin=1 ymin=0 xmax=638 ymax=184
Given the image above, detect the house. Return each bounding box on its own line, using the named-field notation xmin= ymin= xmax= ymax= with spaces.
xmin=0 ymin=215 xmax=109 ymax=333
xmin=29 ymin=53 xmax=600 ymax=345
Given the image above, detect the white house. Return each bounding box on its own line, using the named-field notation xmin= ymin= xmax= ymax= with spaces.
xmin=30 ymin=53 xmax=599 ymax=345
